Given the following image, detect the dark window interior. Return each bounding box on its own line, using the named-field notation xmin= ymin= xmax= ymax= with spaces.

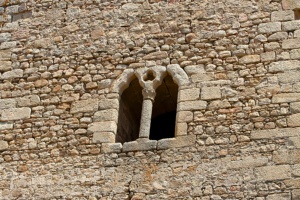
xmin=150 ymin=75 xmax=178 ymax=140
xmin=116 ymin=77 xmax=143 ymax=144
xmin=295 ymin=9 xmax=300 ymax=20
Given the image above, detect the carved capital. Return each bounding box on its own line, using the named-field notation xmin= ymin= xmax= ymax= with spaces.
xmin=142 ymin=89 xmax=156 ymax=101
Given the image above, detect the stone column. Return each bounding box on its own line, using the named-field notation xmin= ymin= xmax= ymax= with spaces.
xmin=139 ymin=89 xmax=156 ymax=139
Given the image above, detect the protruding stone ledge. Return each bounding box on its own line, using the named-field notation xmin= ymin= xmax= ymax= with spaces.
xmin=102 ymin=143 xmax=122 ymax=153
xmin=157 ymin=135 xmax=196 ymax=150
xmin=93 ymin=132 xmax=115 ymax=143
xmin=122 ymin=138 xmax=157 ymax=152
xmin=251 ymin=127 xmax=300 ymax=139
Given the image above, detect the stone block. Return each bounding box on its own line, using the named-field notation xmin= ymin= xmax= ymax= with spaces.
xmin=227 ymin=156 xmax=268 ymax=169
xmin=70 ymin=99 xmax=99 ymax=114
xmin=291 ymin=102 xmax=300 ymax=113
xmin=282 ymin=0 xmax=300 ymax=9
xmin=122 ymin=138 xmax=157 ymax=152
xmin=1 ymin=107 xmax=31 ymax=121
xmin=278 ymin=71 xmax=300 ymax=84
xmin=61 ymin=93 xmax=80 ymax=103
xmin=292 ymin=164 xmax=300 ymax=176
xmin=288 ymin=113 xmax=300 ymax=127
xmin=178 ymin=100 xmax=207 ymax=111
xmin=201 ymin=86 xmax=221 ymax=100
xmin=190 ymin=73 xmax=214 ymax=83
xmin=251 ymin=127 xmax=300 ymax=139
xmin=269 ymin=60 xmax=300 ymax=72
xmin=0 ymin=98 xmax=16 ymax=109
xmin=92 ymin=132 xmax=115 ymax=143
xmin=291 ymin=49 xmax=300 ymax=59
xmin=272 ymin=149 xmax=300 ymax=164
xmin=282 ymin=38 xmax=300 ymax=49
xmin=288 ymin=136 xmax=300 ymax=149
xmin=293 ymin=189 xmax=300 ymax=199
xmin=268 ymin=32 xmax=288 ymax=41
xmin=255 ymin=165 xmax=291 ymax=181
xmin=99 ymin=98 xmax=119 ymax=110
xmin=157 ymin=135 xmax=196 ymax=150
xmin=0 ymin=122 xmax=13 ymax=130
xmin=282 ymin=20 xmax=300 ymax=31
xmin=239 ymin=55 xmax=260 ymax=64
xmin=271 ymin=10 xmax=294 ymax=21
xmin=17 ymin=95 xmax=40 ymax=107
xmin=94 ymin=109 xmax=118 ymax=122
xmin=258 ymin=22 xmax=281 ymax=34
xmin=260 ymin=51 xmax=276 ymax=62
xmin=177 ymin=111 xmax=193 ymax=122
xmin=175 ymin=123 xmax=187 ymax=136
xmin=0 ymin=50 xmax=11 ymax=61
xmin=143 ymin=51 xmax=168 ymax=60
xmin=0 ymin=140 xmax=8 ymax=151
xmin=1 ymin=69 xmax=23 ymax=80
xmin=102 ymin=143 xmax=122 ymax=153
xmin=272 ymin=93 xmax=300 ymax=103
xmin=184 ymin=65 xmax=206 ymax=75
xmin=88 ymin=121 xmax=117 ymax=134
xmin=178 ymin=88 xmax=200 ymax=102
xmin=266 ymin=193 xmax=291 ymax=200
xmin=284 ymin=178 xmax=300 ymax=188
xmin=208 ymin=100 xmax=231 ymax=109
xmin=0 ymin=61 xmax=12 ymax=72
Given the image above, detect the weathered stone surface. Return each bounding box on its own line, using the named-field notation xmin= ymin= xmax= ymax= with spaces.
xmin=99 ymin=98 xmax=119 ymax=110
xmin=0 ymin=122 xmax=13 ymax=130
xmin=94 ymin=109 xmax=118 ymax=122
xmin=271 ymin=10 xmax=294 ymax=21
xmin=291 ymin=102 xmax=300 ymax=113
xmin=1 ymin=69 xmax=23 ymax=80
xmin=251 ymin=127 xmax=300 ymax=139
xmin=266 ymin=193 xmax=291 ymax=200
xmin=260 ymin=51 xmax=275 ymax=62
xmin=0 ymin=61 xmax=12 ymax=72
xmin=258 ymin=22 xmax=281 ymax=33
xmin=291 ymin=49 xmax=300 ymax=59
xmin=123 ymin=138 xmax=157 ymax=152
xmin=143 ymin=52 xmax=168 ymax=60
xmin=33 ymin=38 xmax=52 ymax=48
xmin=178 ymin=88 xmax=200 ymax=102
xmin=282 ymin=20 xmax=300 ymax=31
xmin=178 ymin=100 xmax=207 ymax=111
xmin=268 ymin=32 xmax=288 ymax=41
xmin=282 ymin=0 xmax=300 ymax=9
xmin=70 ymin=99 xmax=99 ymax=114
xmin=0 ymin=107 xmax=31 ymax=121
xmin=272 ymin=93 xmax=300 ymax=103
xmin=239 ymin=55 xmax=260 ymax=64
xmin=255 ymin=165 xmax=291 ymax=181
xmin=288 ymin=113 xmax=300 ymax=127
xmin=34 ymin=79 xmax=48 ymax=87
xmin=289 ymin=137 xmax=300 ymax=148
xmin=293 ymin=189 xmax=300 ymax=200
xmin=17 ymin=95 xmax=40 ymax=107
xmin=201 ymin=86 xmax=221 ymax=100
xmin=282 ymin=38 xmax=300 ymax=49
xmin=0 ymin=140 xmax=8 ymax=151
xmin=88 ymin=121 xmax=117 ymax=134
xmin=278 ymin=71 xmax=300 ymax=84
xmin=92 ymin=132 xmax=115 ymax=143
xmin=272 ymin=149 xmax=300 ymax=164
xmin=175 ymin=122 xmax=187 ymax=136
xmin=0 ymin=98 xmax=17 ymax=109
xmin=157 ymin=135 xmax=196 ymax=149
xmin=0 ymin=50 xmax=11 ymax=61
xmin=101 ymin=143 xmax=122 ymax=153
xmin=269 ymin=60 xmax=300 ymax=72
xmin=227 ymin=156 xmax=268 ymax=169
xmin=177 ymin=111 xmax=193 ymax=122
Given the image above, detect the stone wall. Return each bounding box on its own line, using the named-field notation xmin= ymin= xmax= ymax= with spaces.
xmin=1 ymin=0 xmax=300 ymax=199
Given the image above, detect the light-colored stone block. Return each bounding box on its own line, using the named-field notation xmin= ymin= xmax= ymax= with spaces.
xmin=266 ymin=193 xmax=291 ymax=200
xmin=0 ymin=140 xmax=8 ymax=151
xmin=282 ymin=20 xmax=300 ymax=31
xmin=178 ymin=88 xmax=200 ymax=102
xmin=268 ymin=32 xmax=288 ymax=41
xmin=0 ymin=69 xmax=23 ymax=80
xmin=291 ymin=49 xmax=300 ymax=59
xmin=0 ymin=122 xmax=13 ymax=130
xmin=227 ymin=156 xmax=268 ymax=169
xmin=272 ymin=93 xmax=300 ymax=103
xmin=208 ymin=100 xmax=231 ymax=109
xmin=255 ymin=165 xmax=291 ymax=181
xmin=289 ymin=137 xmax=300 ymax=148
xmin=99 ymin=98 xmax=119 ymax=110
xmin=102 ymin=143 xmax=122 ymax=153
xmin=92 ymin=132 xmax=115 ymax=143
xmin=293 ymin=189 xmax=300 ymax=200
xmin=0 ymin=61 xmax=12 ymax=72
xmin=70 ymin=99 xmax=99 ymax=114
xmin=278 ymin=71 xmax=300 ymax=84
xmin=251 ymin=127 xmax=300 ymax=139
xmin=88 ymin=121 xmax=117 ymax=134
xmin=273 ymin=149 xmax=300 ymax=164
xmin=260 ymin=51 xmax=276 ymax=62
xmin=0 ymin=50 xmax=11 ymax=61
xmin=157 ymin=135 xmax=196 ymax=149
xmin=271 ymin=10 xmax=294 ymax=21
xmin=288 ymin=113 xmax=300 ymax=127
xmin=282 ymin=38 xmax=300 ymax=49
xmin=122 ymin=138 xmax=157 ymax=152
xmin=178 ymin=100 xmax=207 ymax=111
xmin=94 ymin=109 xmax=118 ymax=122
xmin=201 ymin=86 xmax=221 ymax=100
xmin=177 ymin=111 xmax=193 ymax=122
xmin=269 ymin=60 xmax=300 ymax=72
xmin=258 ymin=22 xmax=281 ymax=34
xmin=17 ymin=95 xmax=40 ymax=107
xmin=1 ymin=107 xmax=31 ymax=121
xmin=239 ymin=55 xmax=260 ymax=64
xmin=0 ymin=98 xmax=16 ymax=109
xmin=291 ymin=102 xmax=300 ymax=113
xmin=175 ymin=122 xmax=187 ymax=136
xmin=282 ymin=0 xmax=300 ymax=9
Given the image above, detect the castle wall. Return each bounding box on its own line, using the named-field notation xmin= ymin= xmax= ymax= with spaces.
xmin=1 ymin=0 xmax=300 ymax=199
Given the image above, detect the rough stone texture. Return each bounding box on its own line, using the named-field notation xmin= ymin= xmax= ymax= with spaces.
xmin=0 ymin=0 xmax=299 ymax=199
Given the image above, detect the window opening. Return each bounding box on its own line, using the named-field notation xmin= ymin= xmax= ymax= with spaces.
xmin=295 ymin=9 xmax=300 ymax=20
xmin=150 ymin=75 xmax=178 ymax=140
xmin=144 ymin=70 xmax=155 ymax=81
xmin=116 ymin=77 xmax=143 ymax=144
